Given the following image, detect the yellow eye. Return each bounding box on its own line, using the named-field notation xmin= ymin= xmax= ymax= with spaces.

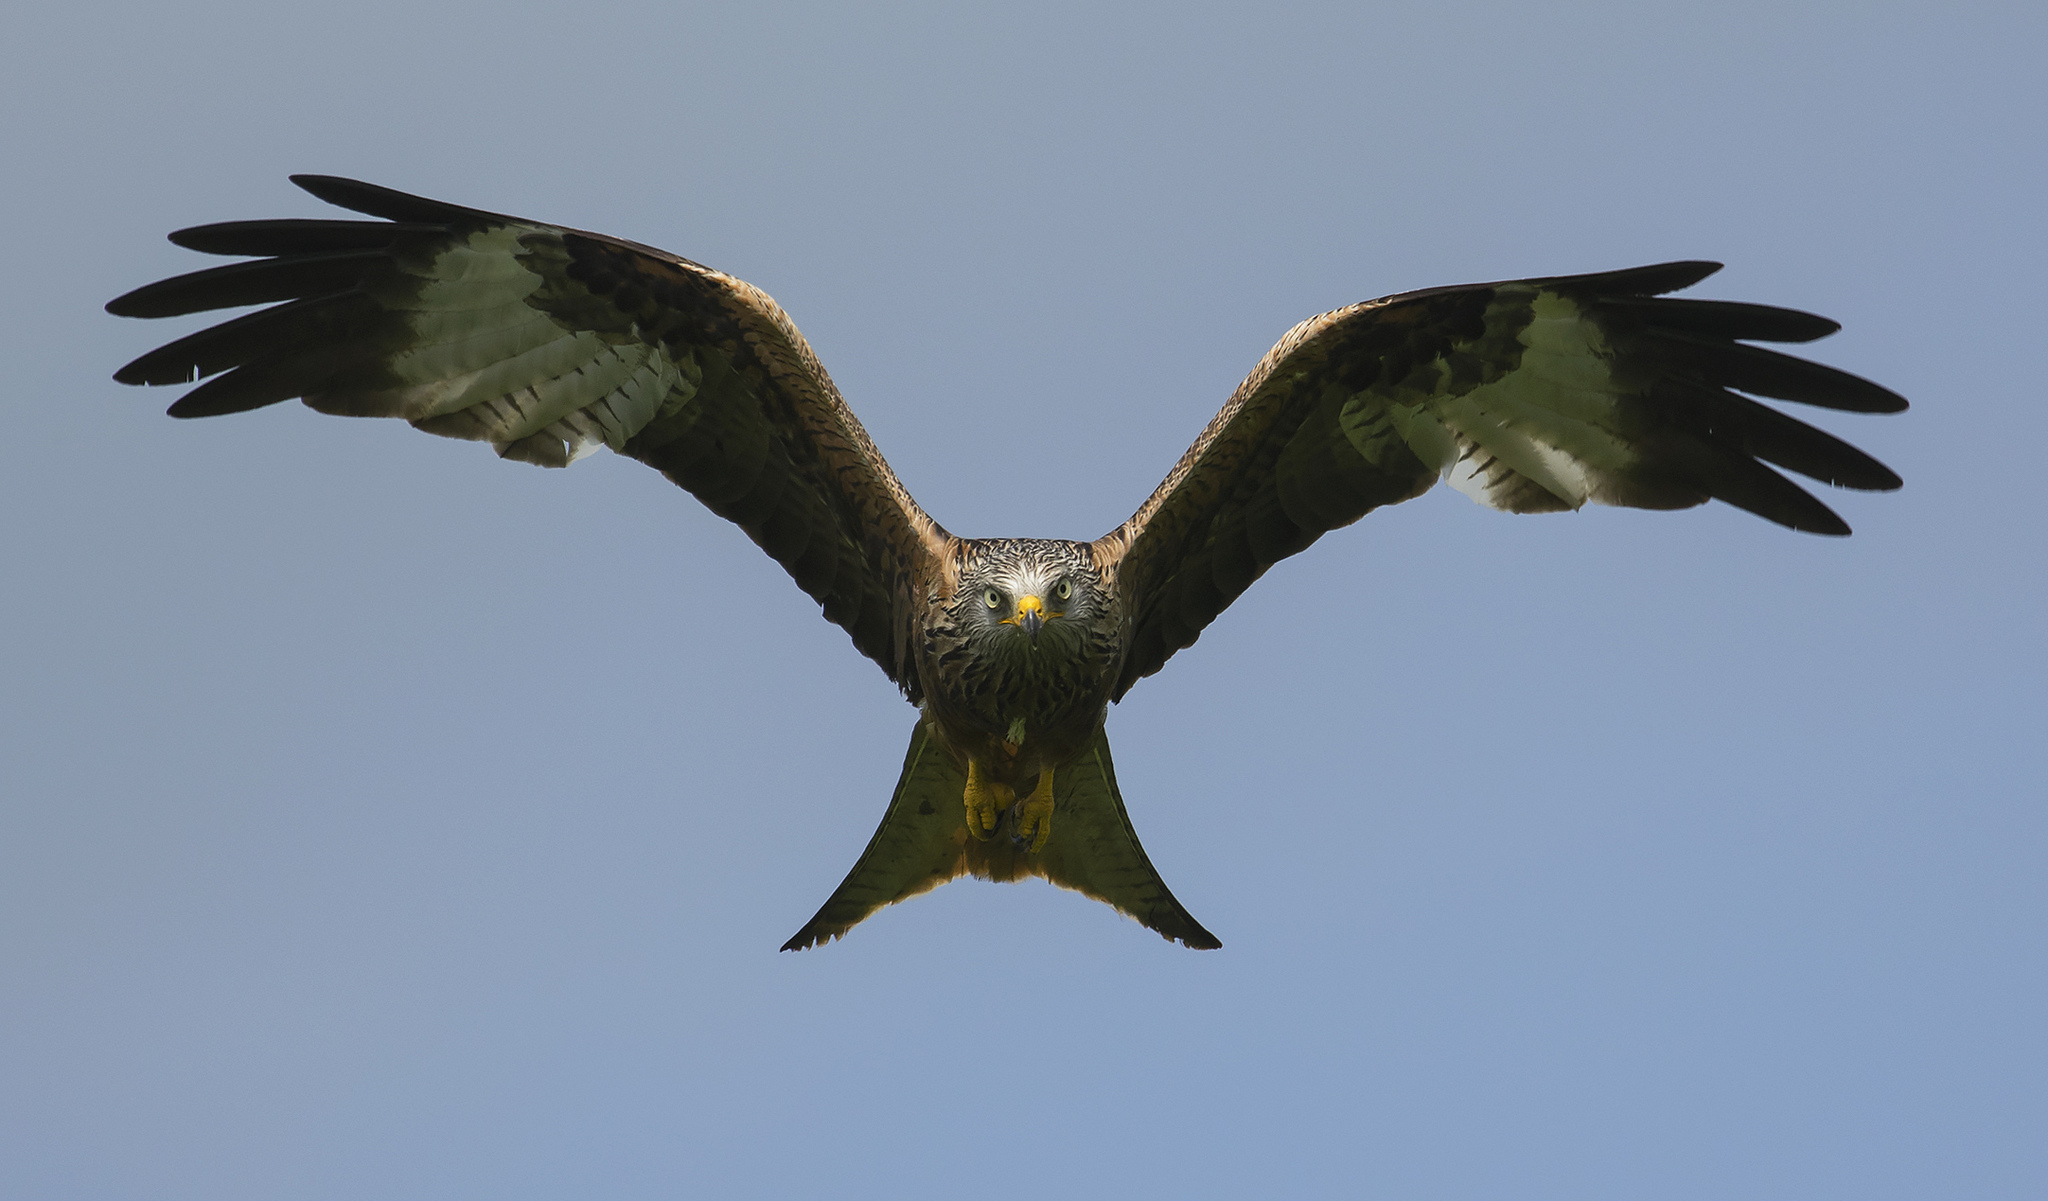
xmin=983 ymin=588 xmax=1001 ymax=609
xmin=1053 ymin=580 xmax=1072 ymax=601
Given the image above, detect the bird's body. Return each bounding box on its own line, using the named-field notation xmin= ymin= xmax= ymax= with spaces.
xmin=109 ymin=176 xmax=1906 ymax=951
xmin=916 ymin=538 xmax=1121 ymax=795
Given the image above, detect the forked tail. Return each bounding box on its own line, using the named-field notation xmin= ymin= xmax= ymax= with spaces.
xmin=782 ymin=718 xmax=1219 ymax=950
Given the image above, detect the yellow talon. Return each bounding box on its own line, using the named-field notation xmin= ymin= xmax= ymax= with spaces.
xmin=963 ymin=759 xmax=1006 ymax=841
xmin=1015 ymin=769 xmax=1055 ymax=853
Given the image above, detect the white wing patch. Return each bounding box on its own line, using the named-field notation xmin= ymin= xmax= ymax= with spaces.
xmin=1393 ymin=291 xmax=1641 ymax=514
xmin=305 ymin=225 xmax=698 ymax=467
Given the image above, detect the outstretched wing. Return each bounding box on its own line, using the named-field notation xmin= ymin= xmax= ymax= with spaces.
xmin=784 ymin=720 xmax=1217 ymax=950
xmin=1095 ymin=262 xmax=1906 ymax=698
xmin=108 ymin=176 xmax=950 ymax=695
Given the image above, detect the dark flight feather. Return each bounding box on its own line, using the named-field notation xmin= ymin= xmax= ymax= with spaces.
xmin=288 ymin=173 xmax=506 ymax=224
xmin=1658 ymin=382 xmax=1903 ymax=491
xmin=112 ymin=292 xmax=376 ymax=387
xmin=164 ymin=350 xmax=355 ymax=418
xmin=1535 ymin=259 xmax=1724 ymax=296
xmin=1635 ymin=329 xmax=1909 ymax=413
xmin=168 ymin=219 xmax=443 ymax=257
xmin=106 ymin=251 xmax=384 ymax=318
xmin=1654 ymin=439 xmax=1854 ymax=535
xmin=1596 ymin=295 xmax=1841 ymax=343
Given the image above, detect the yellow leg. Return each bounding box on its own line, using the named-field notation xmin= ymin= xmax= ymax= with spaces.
xmin=962 ymin=758 xmax=1008 ymax=841
xmin=1014 ymin=769 xmax=1055 ymax=853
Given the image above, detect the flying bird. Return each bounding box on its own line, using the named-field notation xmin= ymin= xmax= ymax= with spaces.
xmin=108 ymin=177 xmax=1906 ymax=950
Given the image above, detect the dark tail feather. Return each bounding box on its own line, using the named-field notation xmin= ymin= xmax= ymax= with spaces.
xmin=1028 ymin=732 xmax=1219 ymax=949
xmin=782 ymin=720 xmax=969 ymax=950
xmin=782 ymin=721 xmax=1217 ymax=950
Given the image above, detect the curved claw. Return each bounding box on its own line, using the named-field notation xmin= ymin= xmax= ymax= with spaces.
xmin=1014 ymin=770 xmax=1055 ymax=853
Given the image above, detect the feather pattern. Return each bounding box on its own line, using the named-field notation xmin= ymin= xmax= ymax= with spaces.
xmin=108 ymin=175 xmax=949 ymax=694
xmin=1097 ymin=263 xmax=1906 ymax=698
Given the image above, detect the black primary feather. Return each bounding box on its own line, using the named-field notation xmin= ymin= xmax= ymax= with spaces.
xmin=1599 ymin=295 xmax=1841 ymax=343
xmin=105 ymin=251 xmax=384 ymax=318
xmin=167 ymin=218 xmax=445 ymax=257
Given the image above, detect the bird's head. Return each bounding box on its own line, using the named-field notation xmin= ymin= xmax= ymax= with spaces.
xmin=955 ymin=538 xmax=1105 ymax=656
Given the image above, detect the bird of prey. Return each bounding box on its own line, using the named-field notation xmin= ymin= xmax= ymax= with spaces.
xmin=108 ymin=176 xmax=1905 ymax=950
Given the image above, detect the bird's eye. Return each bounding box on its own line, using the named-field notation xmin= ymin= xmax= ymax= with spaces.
xmin=983 ymin=588 xmax=1002 ymax=609
xmin=1053 ymin=580 xmax=1072 ymax=601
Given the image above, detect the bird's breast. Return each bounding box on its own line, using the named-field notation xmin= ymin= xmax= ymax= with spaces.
xmin=914 ymin=619 xmax=1118 ymax=786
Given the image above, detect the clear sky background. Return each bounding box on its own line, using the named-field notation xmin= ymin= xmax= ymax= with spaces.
xmin=3 ymin=2 xmax=2042 ymax=1197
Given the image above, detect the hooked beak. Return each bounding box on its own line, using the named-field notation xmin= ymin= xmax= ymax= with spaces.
xmin=1015 ymin=594 xmax=1045 ymax=641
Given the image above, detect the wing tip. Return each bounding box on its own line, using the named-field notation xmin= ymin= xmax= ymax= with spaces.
xmin=165 ymin=387 xmax=293 ymax=420
xmin=1592 ymin=260 xmax=1724 ymax=296
xmin=105 ymin=290 xmax=149 ymax=318
xmin=1526 ymin=259 xmax=1725 ymax=298
xmin=1789 ymin=313 xmax=1844 ymax=342
xmin=288 ymin=173 xmax=499 ymax=225
xmin=289 ymin=173 xmax=374 ymax=205
xmin=165 ymin=221 xmax=261 ymax=255
xmin=1751 ymin=492 xmax=1854 ymax=537
xmin=110 ymin=359 xmax=161 ymax=387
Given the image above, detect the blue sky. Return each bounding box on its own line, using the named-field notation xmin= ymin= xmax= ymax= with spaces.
xmin=4 ymin=3 xmax=2043 ymax=1197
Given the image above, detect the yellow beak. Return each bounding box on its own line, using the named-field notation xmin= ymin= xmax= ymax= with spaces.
xmin=1012 ymin=594 xmax=1045 ymax=639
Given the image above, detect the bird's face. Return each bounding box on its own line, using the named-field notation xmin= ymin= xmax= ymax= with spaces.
xmin=956 ymin=539 xmax=1106 ymax=659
